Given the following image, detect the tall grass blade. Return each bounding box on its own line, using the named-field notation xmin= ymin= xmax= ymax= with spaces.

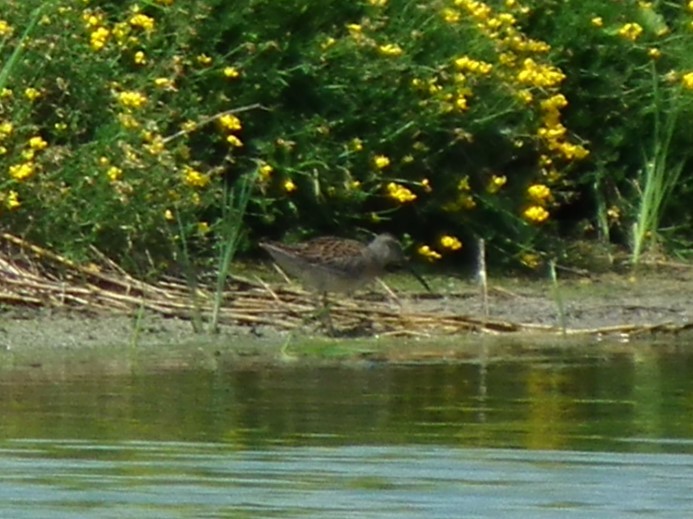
xmin=548 ymin=260 xmax=567 ymax=336
xmin=175 ymin=210 xmax=205 ymax=333
xmin=0 ymin=5 xmax=45 ymax=89
xmin=210 ymin=170 xmax=256 ymax=332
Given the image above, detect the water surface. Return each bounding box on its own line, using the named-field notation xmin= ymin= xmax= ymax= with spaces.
xmin=0 ymin=338 xmax=691 ymax=517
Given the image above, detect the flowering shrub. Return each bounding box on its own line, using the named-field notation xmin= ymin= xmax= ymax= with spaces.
xmin=524 ymin=0 xmax=693 ymax=260
xmin=0 ymin=0 xmax=690 ymax=273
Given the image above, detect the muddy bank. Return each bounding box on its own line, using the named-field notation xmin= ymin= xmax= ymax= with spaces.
xmin=0 ymin=269 xmax=690 ymax=375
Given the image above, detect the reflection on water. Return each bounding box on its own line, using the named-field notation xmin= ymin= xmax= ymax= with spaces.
xmin=0 ymin=339 xmax=692 ymax=517
xmin=1 ymin=343 xmax=691 ymax=452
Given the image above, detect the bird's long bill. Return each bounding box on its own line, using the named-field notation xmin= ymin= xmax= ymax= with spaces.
xmin=405 ymin=265 xmax=432 ymax=293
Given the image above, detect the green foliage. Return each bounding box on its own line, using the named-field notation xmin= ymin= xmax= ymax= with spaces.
xmin=0 ymin=0 xmax=691 ymax=276
xmin=524 ymin=0 xmax=693 ymax=258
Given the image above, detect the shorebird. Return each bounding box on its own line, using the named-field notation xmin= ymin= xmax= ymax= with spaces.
xmin=260 ymin=233 xmax=430 ymax=331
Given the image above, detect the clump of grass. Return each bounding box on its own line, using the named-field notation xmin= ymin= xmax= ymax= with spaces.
xmin=631 ymin=67 xmax=686 ymax=265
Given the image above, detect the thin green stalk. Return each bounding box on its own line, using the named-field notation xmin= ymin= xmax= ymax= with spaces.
xmin=548 ymin=260 xmax=567 ymax=336
xmin=210 ymin=170 xmax=256 ymax=332
xmin=174 ymin=210 xmax=204 ymax=333
xmin=593 ymin=171 xmax=610 ymax=243
xmin=631 ymin=65 xmax=684 ymax=265
xmin=0 ymin=6 xmax=45 ymax=89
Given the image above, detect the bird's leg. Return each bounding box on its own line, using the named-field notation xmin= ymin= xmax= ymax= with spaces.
xmin=315 ymin=291 xmax=335 ymax=336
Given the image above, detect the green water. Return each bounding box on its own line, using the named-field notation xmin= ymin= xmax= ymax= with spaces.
xmin=0 ymin=339 xmax=692 ymax=517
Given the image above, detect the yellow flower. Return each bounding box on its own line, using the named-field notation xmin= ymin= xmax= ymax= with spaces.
xmin=420 ymin=178 xmax=432 ymax=193
xmin=181 ymin=120 xmax=197 ymax=132
xmin=350 ymin=138 xmax=363 ymax=152
xmin=373 ymin=155 xmax=390 ymax=169
xmin=0 ymin=19 xmax=13 ymax=37
xmin=6 ymin=190 xmax=20 ymax=210
xmin=386 ymin=182 xmax=417 ymax=203
xmin=197 ymin=222 xmax=210 ymax=234
xmin=607 ymin=206 xmax=621 ymax=222
xmin=321 ymin=37 xmax=336 ymax=50
xmin=455 ymin=95 xmax=468 ymax=111
xmin=144 ymin=136 xmax=165 ymax=155
xmin=28 ymin=136 xmax=48 ymax=150
xmin=117 ymin=90 xmax=147 ymax=109
xmin=164 ymin=209 xmax=174 ymax=221
xmin=538 ymin=124 xmax=567 ymax=141
xmin=541 ymin=94 xmax=568 ymax=111
xmin=90 ymin=26 xmax=110 ymax=51
xmin=284 ymin=179 xmax=297 ymax=193
xmin=454 ymin=56 xmax=493 ymax=75
xmin=418 ymin=245 xmax=442 ymax=261
xmin=24 ymin=87 xmax=41 ymax=101
xmin=457 ymin=176 xmax=471 ymax=191
xmin=368 ymin=0 xmax=388 ymax=5
xmin=0 ymin=121 xmax=13 ymax=138
xmin=133 ymin=50 xmax=146 ymax=65
xmin=117 ymin=113 xmax=139 ymax=129
xmin=557 ymin=142 xmax=589 ymax=160
xmin=523 ymin=205 xmax=550 ymax=223
xmin=442 ymin=8 xmax=460 ymax=24
xmin=153 ymin=77 xmax=175 ymax=89
xmin=682 ymin=72 xmax=693 ymax=90
xmin=617 ymin=22 xmax=643 ymax=42
xmin=0 ymin=88 xmax=12 ymax=99
xmin=346 ymin=23 xmax=362 ymax=34
xmin=219 ymin=114 xmax=242 ymax=131
xmin=517 ymin=59 xmax=565 ymax=88
xmin=0 ymin=146 xmax=7 ymax=155
xmin=129 ymin=13 xmax=155 ymax=31
xmin=689 ymin=0 xmax=693 ymax=12
xmin=112 ymin=22 xmax=130 ymax=44
xmin=196 ymin=53 xmax=213 ymax=66
xmin=107 ymin=166 xmax=122 ymax=182
xmin=450 ymin=195 xmax=476 ymax=210
xmin=591 ymin=17 xmax=603 ymax=28
xmin=648 ymin=48 xmax=661 ymax=59
xmin=183 ymin=166 xmax=209 ymax=188
xmin=258 ymin=162 xmax=273 ymax=181
xmin=9 ymin=162 xmax=35 ymax=181
xmin=223 ymin=66 xmax=240 ymax=78
xmin=226 ymin=135 xmax=243 ymax=147
xmin=440 ymin=235 xmax=462 ymax=251
xmin=520 ymin=253 xmax=540 ymax=269
xmin=378 ymin=43 xmax=403 ymax=57
xmin=83 ymin=12 xmax=104 ymax=29
xmin=527 ymin=183 xmax=551 ymax=202
xmin=487 ymin=174 xmax=507 ymax=194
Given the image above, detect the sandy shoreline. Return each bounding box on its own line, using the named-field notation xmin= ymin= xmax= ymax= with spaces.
xmin=0 ymin=269 xmax=690 ymax=375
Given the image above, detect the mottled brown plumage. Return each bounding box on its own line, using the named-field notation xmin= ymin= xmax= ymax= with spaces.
xmin=260 ymin=234 xmax=410 ymax=293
